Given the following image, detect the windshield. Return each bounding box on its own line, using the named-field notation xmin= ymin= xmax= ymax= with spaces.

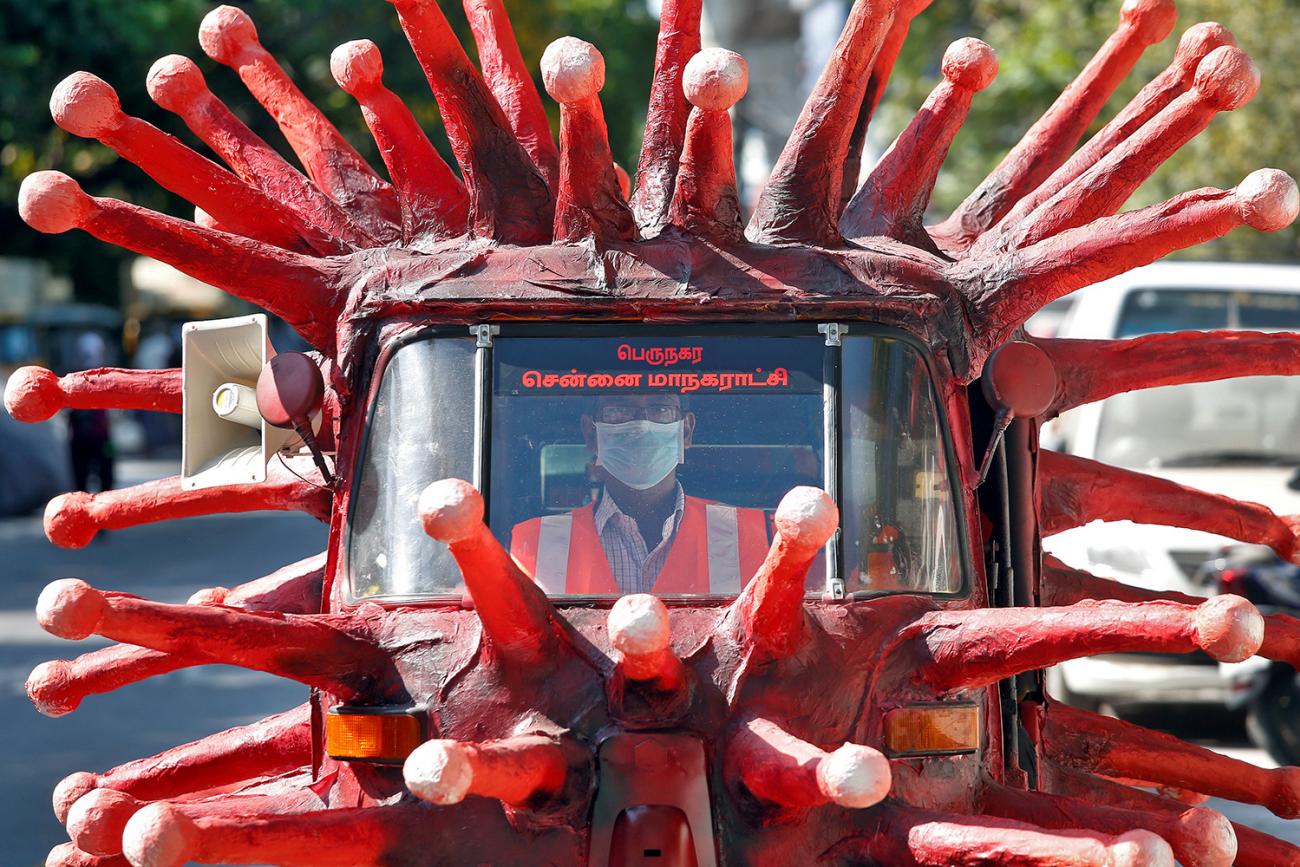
xmin=347 ymin=328 xmax=962 ymax=601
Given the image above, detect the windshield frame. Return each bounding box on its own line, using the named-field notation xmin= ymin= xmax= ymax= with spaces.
xmin=341 ymin=320 xmax=971 ymax=607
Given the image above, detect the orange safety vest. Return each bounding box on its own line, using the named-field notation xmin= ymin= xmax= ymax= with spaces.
xmin=510 ymin=496 xmax=771 ymax=595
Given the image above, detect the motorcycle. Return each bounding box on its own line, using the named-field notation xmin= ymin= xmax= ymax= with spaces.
xmin=1201 ymin=545 xmax=1300 ymax=766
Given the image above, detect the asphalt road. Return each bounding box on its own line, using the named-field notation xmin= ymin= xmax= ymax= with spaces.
xmin=2 ymin=462 xmax=1297 ymax=864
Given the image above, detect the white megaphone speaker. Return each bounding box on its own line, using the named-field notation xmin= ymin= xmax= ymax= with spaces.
xmin=181 ymin=314 xmax=308 ymax=490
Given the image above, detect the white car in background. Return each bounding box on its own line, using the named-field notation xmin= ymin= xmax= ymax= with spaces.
xmin=1043 ymin=262 xmax=1300 ymax=711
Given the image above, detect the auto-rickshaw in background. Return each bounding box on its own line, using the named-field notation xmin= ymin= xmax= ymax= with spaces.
xmin=7 ymin=0 xmax=1300 ymax=864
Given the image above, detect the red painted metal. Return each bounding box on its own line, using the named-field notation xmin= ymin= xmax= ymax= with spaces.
xmin=10 ymin=0 xmax=1300 ymax=862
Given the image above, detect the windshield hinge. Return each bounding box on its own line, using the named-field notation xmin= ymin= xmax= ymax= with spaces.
xmin=818 ymin=322 xmax=847 ymax=346
xmin=470 ymin=324 xmax=500 ymax=348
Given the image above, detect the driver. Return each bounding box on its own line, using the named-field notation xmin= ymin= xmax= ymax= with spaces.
xmin=510 ymin=393 xmax=771 ymax=595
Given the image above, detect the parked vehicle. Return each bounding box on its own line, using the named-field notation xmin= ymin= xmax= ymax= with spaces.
xmin=1044 ymin=262 xmax=1300 ymax=710
xmin=1201 ymin=545 xmax=1300 ymax=766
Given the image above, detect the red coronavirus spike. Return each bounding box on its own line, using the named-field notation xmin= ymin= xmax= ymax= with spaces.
xmin=859 ymin=803 xmax=1175 ymax=866
xmin=17 ymin=173 xmax=345 ymax=351
xmin=418 ymin=479 xmax=561 ymax=664
xmin=404 ymin=734 xmax=590 ymax=812
xmin=51 ymin=706 xmax=310 ymax=828
xmin=978 ymin=781 xmax=1235 ymax=867
xmin=982 ymin=22 xmax=1236 ymax=248
xmin=748 ymin=0 xmax=899 ymax=247
xmin=996 ymin=46 xmax=1259 ymax=253
xmin=539 ymin=38 xmax=636 ymax=243
xmin=667 ymin=48 xmax=748 ymax=242
xmin=331 ymin=40 xmax=469 ymax=242
xmin=1040 ymin=701 xmax=1300 ymax=818
xmin=28 ymin=554 xmax=326 ymax=718
xmin=1041 ymin=555 xmax=1300 ymax=670
xmin=909 ymin=596 xmax=1262 ymax=692
xmin=628 ymin=0 xmax=702 ymax=236
xmin=1039 ymin=762 xmax=1300 ymax=867
xmin=841 ymin=38 xmax=997 ymax=247
xmin=839 ymin=0 xmax=935 ymax=211
xmin=70 ymin=788 xmax=319 ymax=859
xmin=35 ymin=579 xmax=387 ymax=699
xmin=1034 ymin=330 xmax=1300 ymax=416
xmin=188 ymin=551 xmax=326 ymax=613
xmin=387 ymin=0 xmax=553 ymax=245
xmin=932 ymin=0 xmax=1178 ymax=252
xmin=50 ymin=72 xmax=321 ymax=253
xmin=462 ymin=0 xmax=560 ymax=190
xmin=198 ymin=5 xmax=399 ymax=227
xmin=962 ymin=169 xmax=1300 ymax=354
xmin=145 ymin=55 xmax=378 ymax=249
xmin=42 ymin=460 xmax=330 ymax=550
xmin=4 ymin=366 xmax=180 ymax=424
xmin=725 ymin=716 xmax=891 ymax=811
xmin=606 ymin=594 xmax=686 ymax=691
xmin=120 ymin=803 xmax=445 ymax=867
xmin=46 ymin=844 xmax=129 ymax=867
xmin=27 ymin=645 xmax=190 ymax=719
xmin=1039 ymin=449 xmax=1300 ymax=561
xmin=726 ymin=487 xmax=838 ymax=660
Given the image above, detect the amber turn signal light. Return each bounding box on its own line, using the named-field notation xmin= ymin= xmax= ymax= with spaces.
xmin=326 ymin=708 xmax=423 ymax=763
xmin=883 ymin=704 xmax=980 ymax=756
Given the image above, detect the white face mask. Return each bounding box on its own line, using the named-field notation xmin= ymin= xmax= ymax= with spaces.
xmin=594 ymin=419 xmax=684 ymax=490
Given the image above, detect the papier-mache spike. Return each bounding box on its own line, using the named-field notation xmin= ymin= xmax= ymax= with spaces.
xmin=5 ymin=366 xmax=180 ymax=424
xmin=842 ymin=38 xmax=997 ymax=247
xmin=1039 ymin=449 xmax=1300 ymax=563
xmin=541 ymin=37 xmax=636 ymax=243
xmin=933 ymin=0 xmax=1178 ymax=252
xmin=961 ymin=169 xmax=1300 ymax=353
xmin=839 ymin=0 xmax=935 ymax=210
xmin=50 ymin=72 xmax=325 ymax=253
xmin=198 ymin=5 xmax=400 ymax=231
xmin=981 ymin=22 xmax=1237 ymax=249
xmin=387 ymin=0 xmax=554 ymax=246
xmin=747 ymin=0 xmax=899 ymax=247
xmin=331 ymin=39 xmax=470 ymax=241
xmin=146 ymin=54 xmax=377 ymax=249
xmin=996 ymin=45 xmax=1259 ymax=252
xmin=463 ymin=0 xmax=560 ymax=190
xmin=668 ymin=48 xmax=748 ymax=242
xmin=629 ymin=0 xmax=702 ymax=236
xmin=18 ymin=173 xmax=345 ymax=351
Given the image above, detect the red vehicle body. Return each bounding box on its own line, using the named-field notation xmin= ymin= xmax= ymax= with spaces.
xmin=7 ymin=0 xmax=1300 ymax=864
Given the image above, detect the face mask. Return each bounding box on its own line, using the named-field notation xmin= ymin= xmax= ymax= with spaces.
xmin=594 ymin=419 xmax=684 ymax=490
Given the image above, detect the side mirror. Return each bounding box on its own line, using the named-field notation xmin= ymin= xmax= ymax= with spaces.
xmin=975 ymin=341 xmax=1059 ymax=486
xmin=257 ymin=351 xmax=333 ymax=485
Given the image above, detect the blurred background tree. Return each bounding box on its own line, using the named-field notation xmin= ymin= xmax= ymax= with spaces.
xmin=1 ymin=0 xmax=1295 ymax=306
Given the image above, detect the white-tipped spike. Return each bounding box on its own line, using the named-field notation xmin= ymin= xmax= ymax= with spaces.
xmin=404 ymin=739 xmax=474 ymax=805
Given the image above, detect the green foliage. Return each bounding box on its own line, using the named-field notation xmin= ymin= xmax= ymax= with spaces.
xmin=885 ymin=0 xmax=1300 ymax=261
